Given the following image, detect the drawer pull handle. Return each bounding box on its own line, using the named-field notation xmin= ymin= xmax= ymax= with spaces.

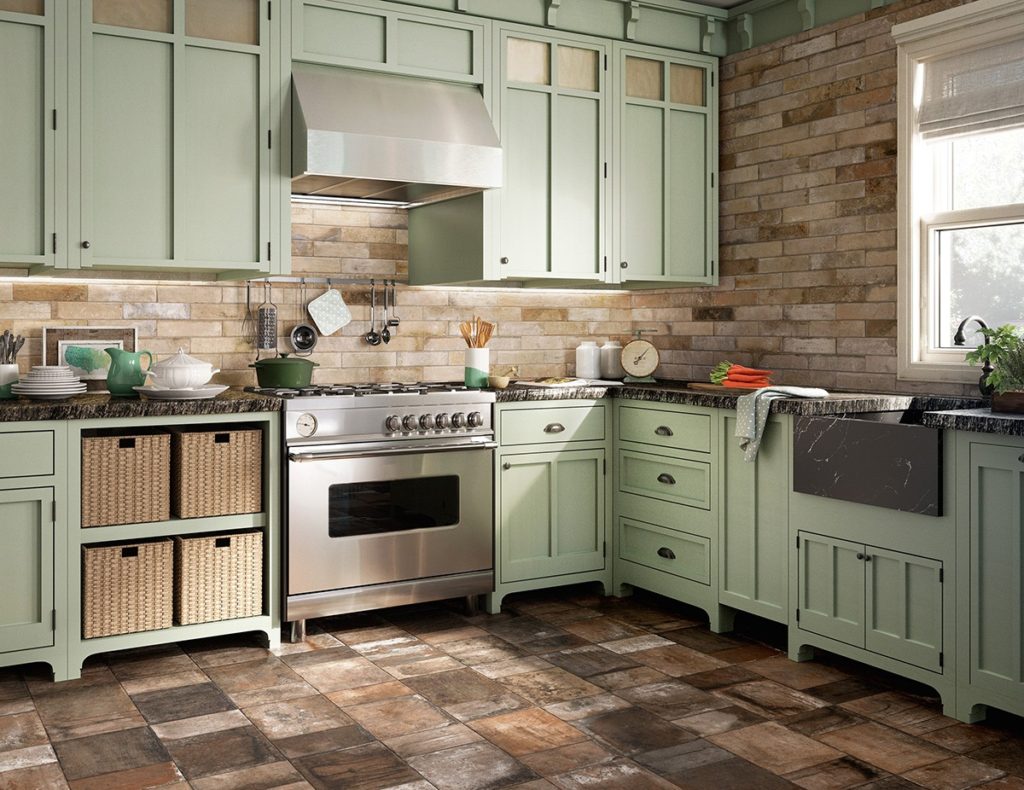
xmin=544 ymin=423 xmax=565 ymax=434
xmin=657 ymin=473 xmax=676 ymax=485
xmin=657 ymin=547 xmax=676 ymax=560
xmin=655 ymin=426 xmax=673 ymax=436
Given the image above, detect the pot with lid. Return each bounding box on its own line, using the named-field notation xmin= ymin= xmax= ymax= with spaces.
xmin=145 ymin=348 xmax=219 ymax=389
xmin=250 ymin=354 xmax=319 ymax=388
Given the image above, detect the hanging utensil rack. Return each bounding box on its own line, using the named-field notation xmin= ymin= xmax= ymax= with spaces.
xmin=249 ymin=276 xmax=407 ymax=287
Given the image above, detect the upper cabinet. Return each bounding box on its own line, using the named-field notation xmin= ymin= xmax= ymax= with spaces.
xmin=72 ymin=0 xmax=278 ymax=274
xmin=0 ymin=1 xmax=64 ymax=270
xmin=614 ymin=44 xmax=717 ymax=285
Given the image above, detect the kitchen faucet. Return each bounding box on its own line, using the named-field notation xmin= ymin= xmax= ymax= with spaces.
xmin=953 ymin=315 xmax=994 ymax=396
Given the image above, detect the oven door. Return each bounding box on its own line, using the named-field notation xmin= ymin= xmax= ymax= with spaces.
xmin=287 ymin=441 xmax=494 ymax=596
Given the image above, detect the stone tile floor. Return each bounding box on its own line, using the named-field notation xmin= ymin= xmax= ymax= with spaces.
xmin=1 ymin=586 xmax=1023 ymax=789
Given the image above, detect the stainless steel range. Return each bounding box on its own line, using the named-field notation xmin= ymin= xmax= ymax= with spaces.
xmin=252 ymin=383 xmax=496 ymax=641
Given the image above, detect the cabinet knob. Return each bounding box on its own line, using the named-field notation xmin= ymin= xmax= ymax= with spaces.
xmin=1018 ymin=453 xmax=1024 ymax=463
xmin=500 ymin=256 xmax=510 ymax=265
xmin=620 ymin=261 xmax=628 ymax=269
xmin=544 ymin=423 xmax=565 ymax=434
xmin=657 ymin=473 xmax=676 ymax=485
xmin=864 ymin=554 xmax=872 ymax=562
xmin=655 ymin=425 xmax=673 ymax=437
xmin=502 ymin=462 xmax=511 ymax=470
xmin=81 ymin=240 xmax=91 ymax=249
xmin=657 ymin=546 xmax=676 ymax=560
xmin=856 ymin=552 xmax=865 ymax=560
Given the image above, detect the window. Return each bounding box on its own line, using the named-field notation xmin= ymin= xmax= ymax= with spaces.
xmin=894 ymin=1 xmax=1024 ymax=382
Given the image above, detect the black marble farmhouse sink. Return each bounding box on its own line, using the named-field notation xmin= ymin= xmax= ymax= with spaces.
xmin=793 ymin=410 xmax=943 ymax=516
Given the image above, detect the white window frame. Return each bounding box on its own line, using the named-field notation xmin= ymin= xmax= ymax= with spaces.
xmin=894 ymin=0 xmax=1024 ymax=383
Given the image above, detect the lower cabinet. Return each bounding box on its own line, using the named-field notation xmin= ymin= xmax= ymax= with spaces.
xmin=797 ymin=531 xmax=944 ymax=673
xmin=0 ymin=487 xmax=55 ymax=654
xmin=489 ymin=401 xmax=611 ymax=613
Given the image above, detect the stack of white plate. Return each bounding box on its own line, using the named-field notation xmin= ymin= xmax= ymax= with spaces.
xmin=11 ymin=366 xmax=87 ymax=400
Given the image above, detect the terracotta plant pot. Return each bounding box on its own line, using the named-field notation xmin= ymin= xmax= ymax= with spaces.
xmin=991 ymin=391 xmax=1024 ymax=413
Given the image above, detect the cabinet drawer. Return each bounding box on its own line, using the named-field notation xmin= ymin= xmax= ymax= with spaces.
xmin=619 ymin=449 xmax=710 ymax=510
xmin=619 ymin=406 xmax=710 ymax=453
xmin=0 ymin=431 xmax=53 ymax=479
xmin=619 ymin=517 xmax=709 ymax=584
xmin=501 ymin=406 xmax=604 ymax=446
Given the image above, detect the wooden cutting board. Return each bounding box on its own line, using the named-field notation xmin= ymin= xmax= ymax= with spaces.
xmin=686 ymin=382 xmax=758 ymax=393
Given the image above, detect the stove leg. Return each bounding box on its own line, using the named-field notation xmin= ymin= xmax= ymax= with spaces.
xmin=464 ymin=595 xmax=480 ymax=616
xmin=287 ymin=620 xmax=306 ymax=644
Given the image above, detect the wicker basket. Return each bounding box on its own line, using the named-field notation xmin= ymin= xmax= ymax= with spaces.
xmin=82 ymin=539 xmax=173 ymax=638
xmin=174 ymin=531 xmax=263 ymax=625
xmin=81 ymin=433 xmax=171 ymax=527
xmin=171 ymin=428 xmax=262 ymax=519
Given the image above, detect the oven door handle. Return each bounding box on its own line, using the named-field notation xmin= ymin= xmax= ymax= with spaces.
xmin=288 ymin=440 xmax=498 ymax=463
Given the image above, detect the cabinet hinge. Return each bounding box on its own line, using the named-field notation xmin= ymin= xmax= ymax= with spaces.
xmin=604 ymin=54 xmax=608 ymax=71
xmin=939 ymin=568 xmax=944 ymax=583
xmin=711 ymin=72 xmax=715 ymax=88
xmin=711 ymin=172 xmax=715 ymax=189
xmin=603 ymin=458 xmax=607 ymax=475
xmin=603 ymin=540 xmax=607 ymax=558
xmin=267 ymin=0 xmax=272 ymax=20
xmin=603 ymin=256 xmax=607 ymax=273
xmin=603 ymin=162 xmax=608 ymax=179
xmin=51 ymin=609 xmax=56 ymax=631
xmin=51 ymin=500 xmax=56 ymax=524
xmin=267 ymin=241 xmax=272 ymax=261
xmin=796 ymin=535 xmax=800 ymax=549
xmin=268 ymin=129 xmax=272 ymax=149
xmin=52 ymin=109 xmax=57 ymax=131
xmin=796 ymin=609 xmax=800 ymax=622
xmin=51 ymin=233 xmax=57 ymax=255
xmin=939 ymin=651 xmax=944 ymax=668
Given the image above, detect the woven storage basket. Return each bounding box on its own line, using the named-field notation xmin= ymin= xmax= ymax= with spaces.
xmin=81 ymin=433 xmax=171 ymax=527
xmin=82 ymin=539 xmax=173 ymax=638
xmin=174 ymin=530 xmax=263 ymax=625
xmin=171 ymin=428 xmax=262 ymax=519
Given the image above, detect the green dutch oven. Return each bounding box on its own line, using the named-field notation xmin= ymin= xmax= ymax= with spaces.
xmin=250 ymin=354 xmax=319 ymax=388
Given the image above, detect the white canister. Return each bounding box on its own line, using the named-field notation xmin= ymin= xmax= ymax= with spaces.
xmin=575 ymin=341 xmax=601 ymax=380
xmin=0 ymin=364 xmax=18 ymax=399
xmin=465 ymin=347 xmax=489 ymax=388
xmin=600 ymin=341 xmax=625 ymax=379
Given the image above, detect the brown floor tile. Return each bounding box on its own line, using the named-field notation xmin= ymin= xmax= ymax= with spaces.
xmin=407 ymin=741 xmax=537 ymax=790
xmin=188 ymin=759 xmax=310 ymax=790
xmin=818 ymin=722 xmax=952 ymax=774
xmin=519 ymin=741 xmax=613 ymax=776
xmin=161 ymin=724 xmax=281 ymax=781
xmin=543 ymin=693 xmax=632 ymax=722
xmin=0 ymin=743 xmax=58 ymax=773
xmin=323 ymin=681 xmax=412 ymax=708
xmin=106 ymin=645 xmax=198 ymax=681
xmin=498 ymin=668 xmax=603 ymax=706
xmin=803 ymin=677 xmax=885 ymax=705
xmin=675 ymin=705 xmax=766 ymax=737
xmin=662 ymin=628 xmax=750 ymax=654
xmin=784 ymin=706 xmax=865 ymax=737
xmin=0 ymin=699 xmax=35 ymax=718
xmin=577 ymin=707 xmax=696 ymax=756
xmin=541 ymin=645 xmax=639 ymax=678
xmin=684 ymin=665 xmax=763 ymax=691
xmin=840 ymin=692 xmax=953 ymax=736
xmin=600 ymin=635 xmax=675 ymax=654
xmin=344 ymin=694 xmax=452 ymax=739
xmin=709 ymin=721 xmax=842 ymax=774
xmin=244 ymin=696 xmax=354 ymax=740
xmin=119 ymin=670 xmax=211 ymax=697
xmin=664 ymin=755 xmax=795 ymax=789
xmin=184 ymin=636 xmax=271 ymax=668
xmin=922 ymin=723 xmax=1007 ymax=754
xmin=34 ymin=682 xmax=146 ymax=742
xmin=205 ymin=657 xmax=316 ymax=708
xmin=902 ymin=756 xmax=1005 ymax=790
xmin=276 ymin=647 xmax=357 ymax=670
xmin=628 ymin=645 xmax=730 ymax=677
xmin=537 ymin=608 xmax=605 ymax=627
xmin=383 ymin=722 xmax=483 ymax=758
xmin=419 ymin=626 xmax=489 ymax=645
xmin=0 ymin=761 xmax=69 ymax=789
xmin=440 ymin=636 xmax=529 ymax=666
xmin=286 ymin=656 xmax=392 ymax=694
xmin=977 ymin=778 xmax=1024 ymax=789
xmin=379 ymin=653 xmax=466 ymax=679
xmin=272 ymin=725 xmax=375 ymax=760
xmin=342 ymin=629 xmax=422 ymax=657
xmin=711 ymin=644 xmax=781 ymax=664
xmin=619 ymin=681 xmax=730 ymax=720
xmin=486 ymin=616 xmax=571 ymax=647
xmin=784 ymin=756 xmax=883 ymax=789
xmin=550 ymin=757 xmax=676 ymax=789
xmin=969 ymin=741 xmax=1024 ymax=777
xmin=469 ymin=708 xmax=586 ymax=756
xmin=404 ymin=668 xmax=529 ymax=722
xmin=519 ymin=634 xmax=590 ymax=655
xmin=151 ymin=710 xmax=251 ymax=741
xmin=587 ymin=665 xmax=669 ymax=691
xmin=473 ymin=657 xmax=554 ymax=679
xmin=0 ymin=712 xmax=48 ymax=753
xmin=67 ymin=760 xmax=182 ymax=790
xmin=561 ymin=618 xmax=647 ymax=644
xmin=295 ymin=741 xmax=422 ymax=790
xmin=132 ymin=682 xmax=236 ymax=724
xmin=53 ymin=726 xmax=170 ymax=781
xmin=715 ymin=679 xmax=828 ymax=719
xmin=272 ymin=631 xmax=344 ymax=657
xmin=746 ymin=656 xmax=849 ymax=690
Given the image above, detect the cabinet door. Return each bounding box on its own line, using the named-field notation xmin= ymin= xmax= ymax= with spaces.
xmin=496 ymin=29 xmax=606 ymax=280
xmin=719 ymin=414 xmax=788 ymax=623
xmin=865 ymin=547 xmax=943 ymax=672
xmin=500 ymin=449 xmax=605 ymax=583
xmin=0 ymin=487 xmax=54 ymax=653
xmin=78 ymin=0 xmax=270 ymax=272
xmin=614 ymin=45 xmax=715 ymax=285
xmin=967 ymin=443 xmax=1024 ymax=695
xmin=0 ymin=2 xmax=60 ymax=268
xmin=797 ymin=532 xmax=865 ymax=648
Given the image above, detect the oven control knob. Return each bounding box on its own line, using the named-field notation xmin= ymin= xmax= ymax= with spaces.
xmin=435 ymin=412 xmax=450 ymax=429
xmin=402 ymin=414 xmax=418 ymax=431
xmin=419 ymin=414 xmax=433 ymax=430
xmin=468 ymin=411 xmax=484 ymax=428
xmin=385 ymin=415 xmax=402 ymax=433
xmin=451 ymin=412 xmax=466 ymax=428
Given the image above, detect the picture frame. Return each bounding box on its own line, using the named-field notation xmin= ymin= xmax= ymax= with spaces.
xmin=43 ymin=327 xmax=138 ymax=391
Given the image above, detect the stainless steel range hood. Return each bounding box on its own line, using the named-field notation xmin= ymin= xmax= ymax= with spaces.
xmin=291 ymin=64 xmax=502 ymax=207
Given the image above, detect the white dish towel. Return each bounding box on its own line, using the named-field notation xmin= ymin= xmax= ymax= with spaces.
xmin=735 ymin=386 xmax=829 ymax=462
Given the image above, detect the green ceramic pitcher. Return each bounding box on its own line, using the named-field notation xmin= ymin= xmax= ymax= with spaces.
xmin=106 ymin=347 xmax=153 ymax=397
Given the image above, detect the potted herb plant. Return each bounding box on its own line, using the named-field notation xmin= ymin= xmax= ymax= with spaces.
xmin=965 ymin=324 xmax=1024 ymax=412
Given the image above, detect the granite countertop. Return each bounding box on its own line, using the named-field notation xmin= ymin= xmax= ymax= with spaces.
xmin=0 ymin=390 xmax=282 ymax=422
xmin=920 ymin=408 xmax=1024 ymax=437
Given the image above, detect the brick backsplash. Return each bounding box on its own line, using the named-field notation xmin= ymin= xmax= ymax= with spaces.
xmin=0 ymin=0 xmax=982 ymax=393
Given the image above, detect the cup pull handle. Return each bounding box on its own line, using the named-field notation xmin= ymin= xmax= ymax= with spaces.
xmin=655 ymin=426 xmax=673 ymax=436
xmin=657 ymin=473 xmax=676 ymax=485
xmin=502 ymin=462 xmax=511 ymax=470
xmin=544 ymin=423 xmax=565 ymax=434
xmin=657 ymin=547 xmax=676 ymax=560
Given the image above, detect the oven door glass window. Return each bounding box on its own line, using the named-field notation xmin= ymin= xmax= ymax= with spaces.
xmin=328 ymin=475 xmax=460 ymax=537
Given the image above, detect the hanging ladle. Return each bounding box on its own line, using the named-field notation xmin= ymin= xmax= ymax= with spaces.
xmin=364 ymin=280 xmax=381 ymax=346
xmin=387 ymin=280 xmax=401 ymax=333
xmin=381 ymin=281 xmax=391 ymax=344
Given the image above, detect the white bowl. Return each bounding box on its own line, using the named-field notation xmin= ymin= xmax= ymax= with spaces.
xmin=145 ymin=349 xmax=218 ymax=389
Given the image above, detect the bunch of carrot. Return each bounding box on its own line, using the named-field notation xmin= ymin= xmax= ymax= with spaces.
xmin=710 ymin=361 xmax=773 ymax=389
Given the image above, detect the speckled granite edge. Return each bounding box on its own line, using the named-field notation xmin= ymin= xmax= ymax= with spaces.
xmin=922 ymin=408 xmax=1024 ymax=437
xmin=0 ymin=390 xmax=281 ymax=422
xmin=493 ymin=385 xmax=616 ymax=402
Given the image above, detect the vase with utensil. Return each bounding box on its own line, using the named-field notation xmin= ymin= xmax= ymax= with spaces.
xmin=460 ymin=316 xmax=495 ymax=388
xmin=0 ymin=330 xmax=26 ymax=399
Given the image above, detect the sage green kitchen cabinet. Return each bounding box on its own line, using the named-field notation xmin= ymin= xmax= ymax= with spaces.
xmin=955 ymin=436 xmax=1024 ymax=722
xmin=0 ymin=1 xmax=66 ymax=269
xmin=796 ymin=531 xmax=944 ymax=674
xmin=612 ymin=43 xmax=717 ymax=285
xmin=718 ymin=413 xmax=789 ymax=624
xmin=489 ymin=401 xmax=611 ymax=613
xmin=70 ymin=0 xmax=279 ymax=274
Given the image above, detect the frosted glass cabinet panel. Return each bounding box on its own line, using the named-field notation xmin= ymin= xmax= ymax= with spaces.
xmin=185 ymin=0 xmax=259 ymax=44
xmin=93 ymin=0 xmax=171 ymax=32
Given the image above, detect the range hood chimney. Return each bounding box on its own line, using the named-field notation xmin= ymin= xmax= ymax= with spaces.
xmin=291 ymin=64 xmax=503 ymax=207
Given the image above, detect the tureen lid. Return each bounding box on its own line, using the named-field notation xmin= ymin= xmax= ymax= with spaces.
xmin=152 ymin=348 xmax=212 ymax=370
